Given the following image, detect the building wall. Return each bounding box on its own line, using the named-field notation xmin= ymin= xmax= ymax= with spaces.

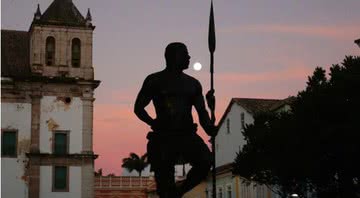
xmin=216 ymin=104 xmax=254 ymax=167
xmin=206 ymin=172 xmax=235 ymax=198
xmin=183 ymin=180 xmax=207 ymax=198
xmin=206 ymin=175 xmax=273 ymax=198
xmin=39 ymin=96 xmax=83 ymax=154
xmin=238 ymin=180 xmax=256 ymax=198
xmin=39 ymin=166 xmax=81 ymax=198
xmin=1 ymin=102 xmax=32 ymax=198
xmin=30 ymin=26 xmax=94 ymax=80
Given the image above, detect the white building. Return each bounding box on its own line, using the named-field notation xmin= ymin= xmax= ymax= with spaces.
xmin=1 ymin=1 xmax=100 ymax=198
xmin=204 ymin=97 xmax=293 ymax=198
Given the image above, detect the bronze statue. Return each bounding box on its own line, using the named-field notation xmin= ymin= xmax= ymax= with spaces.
xmin=134 ymin=42 xmax=217 ymax=197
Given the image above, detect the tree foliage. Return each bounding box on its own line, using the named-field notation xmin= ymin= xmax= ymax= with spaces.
xmin=94 ymin=168 xmax=103 ymax=176
xmin=233 ymin=56 xmax=360 ymax=197
xmin=122 ymin=152 xmax=149 ymax=176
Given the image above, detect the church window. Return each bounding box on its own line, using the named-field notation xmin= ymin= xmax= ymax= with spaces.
xmin=226 ymin=118 xmax=230 ymax=134
xmin=72 ymin=38 xmax=81 ymax=67
xmin=1 ymin=130 xmax=17 ymax=157
xmin=46 ymin=36 xmax=55 ymax=66
xmin=53 ymin=131 xmax=69 ymax=155
xmin=241 ymin=112 xmax=245 ymax=129
xmin=53 ymin=166 xmax=68 ymax=191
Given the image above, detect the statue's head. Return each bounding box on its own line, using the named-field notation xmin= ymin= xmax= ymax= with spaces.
xmin=165 ymin=42 xmax=190 ymax=70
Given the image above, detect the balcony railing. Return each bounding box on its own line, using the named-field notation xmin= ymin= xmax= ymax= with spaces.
xmin=94 ymin=176 xmax=156 ymax=190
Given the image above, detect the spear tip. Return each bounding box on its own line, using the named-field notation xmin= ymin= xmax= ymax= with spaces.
xmin=208 ymin=0 xmax=216 ymax=53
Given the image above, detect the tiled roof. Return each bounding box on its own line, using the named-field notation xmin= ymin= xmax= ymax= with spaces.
xmin=269 ymin=96 xmax=296 ymax=111
xmin=216 ymin=97 xmax=293 ymax=129
xmin=233 ymin=98 xmax=282 ymax=114
xmin=215 ymin=163 xmax=234 ymax=175
xmin=1 ymin=30 xmax=31 ymax=78
xmin=33 ymin=0 xmax=88 ymax=28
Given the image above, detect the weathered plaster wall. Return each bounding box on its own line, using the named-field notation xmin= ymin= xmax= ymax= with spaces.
xmin=1 ymin=159 xmax=29 ymax=198
xmin=39 ymin=96 xmax=83 ymax=153
xmin=39 ymin=166 xmax=81 ymax=198
xmin=1 ymin=102 xmax=32 ymax=198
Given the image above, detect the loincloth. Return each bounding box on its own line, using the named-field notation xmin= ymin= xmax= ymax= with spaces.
xmin=146 ymin=131 xmax=210 ymax=171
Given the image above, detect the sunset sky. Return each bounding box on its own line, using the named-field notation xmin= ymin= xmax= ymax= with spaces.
xmin=2 ymin=0 xmax=359 ymax=175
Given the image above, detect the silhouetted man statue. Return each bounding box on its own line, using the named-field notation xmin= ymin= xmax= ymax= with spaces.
xmin=134 ymin=42 xmax=217 ymax=198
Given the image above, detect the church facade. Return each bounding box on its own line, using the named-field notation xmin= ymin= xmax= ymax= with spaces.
xmin=1 ymin=0 xmax=100 ymax=198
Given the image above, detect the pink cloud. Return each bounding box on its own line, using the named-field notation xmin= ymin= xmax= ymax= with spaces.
xmin=109 ymin=89 xmax=138 ymax=103
xmin=94 ymin=103 xmax=149 ymax=175
xmin=216 ymin=64 xmax=312 ymax=83
xmin=220 ymin=24 xmax=360 ymax=40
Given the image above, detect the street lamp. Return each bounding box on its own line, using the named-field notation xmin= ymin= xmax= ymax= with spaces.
xmin=355 ymin=39 xmax=360 ymax=48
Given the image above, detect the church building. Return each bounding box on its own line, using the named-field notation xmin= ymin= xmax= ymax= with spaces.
xmin=1 ymin=0 xmax=100 ymax=198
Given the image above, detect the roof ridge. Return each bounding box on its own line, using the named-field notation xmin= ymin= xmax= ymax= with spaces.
xmin=32 ymin=0 xmax=91 ymax=28
xmin=1 ymin=29 xmax=28 ymax=33
xmin=215 ymin=96 xmax=295 ymax=132
xmin=232 ymin=97 xmax=282 ymax=101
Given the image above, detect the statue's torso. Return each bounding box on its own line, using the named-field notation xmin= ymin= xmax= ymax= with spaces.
xmin=149 ymin=71 xmax=199 ymax=133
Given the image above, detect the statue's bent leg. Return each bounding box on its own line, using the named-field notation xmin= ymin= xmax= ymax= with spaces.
xmin=147 ymin=133 xmax=178 ymax=198
xmin=154 ymin=165 xmax=177 ymax=198
xmin=177 ymin=134 xmax=212 ymax=196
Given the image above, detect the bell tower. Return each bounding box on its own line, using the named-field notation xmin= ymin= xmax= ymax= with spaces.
xmin=25 ymin=1 xmax=99 ymax=198
xmin=29 ymin=0 xmax=95 ymax=80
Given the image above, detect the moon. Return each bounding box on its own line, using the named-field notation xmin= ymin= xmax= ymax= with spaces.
xmin=193 ymin=62 xmax=202 ymax=71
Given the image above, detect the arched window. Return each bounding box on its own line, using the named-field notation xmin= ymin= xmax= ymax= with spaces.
xmin=46 ymin=36 xmax=55 ymax=66
xmin=72 ymin=38 xmax=81 ymax=67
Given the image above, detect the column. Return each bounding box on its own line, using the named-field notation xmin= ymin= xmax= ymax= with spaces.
xmin=29 ymin=92 xmax=41 ymax=198
xmin=30 ymin=93 xmax=41 ymax=152
xmin=82 ymin=163 xmax=94 ymax=198
xmin=81 ymin=96 xmax=95 ymax=154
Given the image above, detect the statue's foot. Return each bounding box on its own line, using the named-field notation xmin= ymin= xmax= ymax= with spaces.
xmin=175 ymin=191 xmax=184 ymax=198
xmin=175 ymin=181 xmax=185 ymax=198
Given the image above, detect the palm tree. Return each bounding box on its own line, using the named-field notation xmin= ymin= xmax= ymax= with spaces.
xmin=121 ymin=152 xmax=148 ymax=177
xmin=94 ymin=168 xmax=103 ymax=176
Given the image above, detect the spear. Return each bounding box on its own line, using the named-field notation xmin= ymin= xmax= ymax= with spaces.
xmin=208 ymin=1 xmax=216 ymax=197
